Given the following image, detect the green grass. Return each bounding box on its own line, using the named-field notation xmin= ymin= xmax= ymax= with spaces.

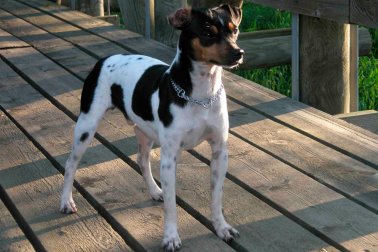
xmin=233 ymin=3 xmax=292 ymax=97
xmin=236 ymin=3 xmax=378 ymax=111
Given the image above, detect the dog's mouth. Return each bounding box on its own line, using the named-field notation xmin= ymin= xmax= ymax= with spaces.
xmin=211 ymin=56 xmax=243 ymax=69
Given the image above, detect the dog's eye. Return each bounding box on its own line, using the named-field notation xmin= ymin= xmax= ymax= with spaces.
xmin=203 ymin=31 xmax=215 ymax=38
xmin=233 ymin=27 xmax=239 ymax=35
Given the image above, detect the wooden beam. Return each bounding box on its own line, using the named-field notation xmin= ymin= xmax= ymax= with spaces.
xmin=248 ymin=0 xmax=349 ymax=24
xmin=299 ymin=15 xmax=351 ymax=115
xmin=350 ymin=0 xmax=378 ymax=28
xmin=291 ymin=13 xmax=299 ymax=101
xmin=349 ymin=25 xmax=359 ymax=112
xmin=237 ymin=27 xmax=371 ymax=69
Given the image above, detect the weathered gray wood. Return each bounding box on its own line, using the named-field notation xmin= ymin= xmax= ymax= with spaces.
xmin=0 ymin=78 xmax=132 ymax=251
xmin=9 ymin=0 xmax=378 ymax=167
xmin=299 ymin=15 xmax=351 ymax=115
xmin=291 ymin=13 xmax=299 ymax=101
xmin=154 ymin=0 xmax=182 ymax=47
xmin=238 ymin=27 xmax=371 ymax=69
xmin=118 ymin=0 xmax=144 ymax=35
xmin=0 ymin=31 xmax=339 ymax=251
xmin=6 ymin=0 xmax=376 ymax=196
xmin=335 ymin=110 xmax=378 ymax=134
xmin=0 ymin=198 xmax=34 ymax=252
xmin=18 ymin=0 xmax=372 ymax=71
xmin=4 ymin=45 xmax=376 ymax=251
xmin=349 ymin=25 xmax=359 ymax=112
xmin=192 ymin=111 xmax=378 ymax=251
xmin=248 ymin=0 xmax=349 ymax=24
xmin=0 ymin=28 xmax=29 ymax=49
xmin=0 ymin=0 xmax=128 ymax=57
xmin=222 ymin=71 xmax=378 ymax=163
xmin=91 ymin=0 xmax=104 ymax=16
xmin=350 ymin=0 xmax=378 ymax=28
xmin=0 ymin=48 xmax=232 ymax=252
xmin=0 ymin=3 xmax=378 ymax=250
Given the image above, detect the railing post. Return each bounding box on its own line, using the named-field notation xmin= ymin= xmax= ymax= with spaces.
xmin=291 ymin=13 xmax=299 ymax=101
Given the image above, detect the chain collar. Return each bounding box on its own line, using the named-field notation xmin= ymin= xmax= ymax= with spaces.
xmin=170 ymin=78 xmax=224 ymax=109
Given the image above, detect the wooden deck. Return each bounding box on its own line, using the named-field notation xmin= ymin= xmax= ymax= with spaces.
xmin=0 ymin=0 xmax=377 ymax=251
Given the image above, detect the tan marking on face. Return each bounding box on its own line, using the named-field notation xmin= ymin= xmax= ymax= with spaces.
xmin=228 ymin=22 xmax=235 ymax=32
xmin=210 ymin=25 xmax=218 ymax=34
xmin=191 ymin=38 xmax=226 ymax=63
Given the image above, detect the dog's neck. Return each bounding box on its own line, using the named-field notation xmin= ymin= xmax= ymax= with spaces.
xmin=169 ymin=48 xmax=223 ymax=101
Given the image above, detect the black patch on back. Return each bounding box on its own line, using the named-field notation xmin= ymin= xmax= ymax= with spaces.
xmin=111 ymin=84 xmax=129 ymax=120
xmin=80 ymin=57 xmax=108 ymax=113
xmin=80 ymin=132 xmax=89 ymax=142
xmin=132 ymin=65 xmax=168 ymax=121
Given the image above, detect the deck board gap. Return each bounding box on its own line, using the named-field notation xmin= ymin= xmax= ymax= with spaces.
xmin=228 ymin=130 xmax=378 ymax=215
xmin=0 ymin=45 xmax=31 ymax=50
xmin=1 ymin=47 xmax=373 ymax=250
xmin=12 ymin=0 xmax=140 ymax=54
xmin=0 ymin=184 xmax=46 ymax=252
xmin=0 ymin=56 xmax=239 ymax=251
xmin=0 ymin=6 xmax=102 ymax=60
xmin=222 ymin=172 xmax=349 ymax=252
xmin=6 ymin=0 xmax=377 ymax=171
xmin=0 ymin=105 xmax=146 ymax=252
xmin=226 ymin=95 xmax=378 ymax=170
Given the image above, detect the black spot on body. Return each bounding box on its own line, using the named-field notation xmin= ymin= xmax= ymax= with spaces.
xmin=111 ymin=84 xmax=130 ymax=120
xmin=132 ymin=65 xmax=167 ymax=121
xmin=80 ymin=132 xmax=89 ymax=142
xmin=80 ymin=57 xmax=109 ymax=113
xmin=137 ymin=57 xmax=143 ymax=60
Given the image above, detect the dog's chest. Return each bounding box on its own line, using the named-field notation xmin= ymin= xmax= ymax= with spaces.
xmin=173 ymin=106 xmax=219 ymax=150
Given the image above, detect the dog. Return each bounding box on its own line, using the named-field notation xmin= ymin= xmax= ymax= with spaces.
xmin=60 ymin=2 xmax=244 ymax=251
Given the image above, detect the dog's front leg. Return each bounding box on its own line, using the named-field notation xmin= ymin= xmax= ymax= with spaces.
xmin=210 ymin=140 xmax=239 ymax=242
xmin=160 ymin=141 xmax=181 ymax=251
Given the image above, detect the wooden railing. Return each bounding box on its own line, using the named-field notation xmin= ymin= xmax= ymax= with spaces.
xmin=65 ymin=0 xmax=376 ymax=115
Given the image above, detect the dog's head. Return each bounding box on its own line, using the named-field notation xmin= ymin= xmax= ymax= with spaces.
xmin=168 ymin=3 xmax=244 ymax=68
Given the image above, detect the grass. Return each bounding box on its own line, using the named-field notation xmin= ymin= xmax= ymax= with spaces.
xmin=235 ymin=3 xmax=378 ymax=111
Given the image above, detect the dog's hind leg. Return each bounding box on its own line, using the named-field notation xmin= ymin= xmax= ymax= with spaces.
xmin=60 ymin=101 xmax=110 ymax=214
xmin=134 ymin=126 xmax=163 ymax=201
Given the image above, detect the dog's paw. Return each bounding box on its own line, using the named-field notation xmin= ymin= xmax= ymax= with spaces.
xmin=214 ymin=223 xmax=239 ymax=243
xmin=162 ymin=231 xmax=182 ymax=251
xmin=60 ymin=198 xmax=77 ymax=214
xmin=150 ymin=188 xmax=164 ymax=202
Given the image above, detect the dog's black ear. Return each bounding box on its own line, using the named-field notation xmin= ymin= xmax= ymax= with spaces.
xmin=168 ymin=8 xmax=192 ymax=30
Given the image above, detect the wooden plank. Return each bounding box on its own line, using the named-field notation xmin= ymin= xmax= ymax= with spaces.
xmin=0 ymin=52 xmax=231 ymax=252
xmin=350 ymin=0 xmax=378 ymax=28
xmin=349 ymin=25 xmax=359 ymax=112
xmin=0 ymin=0 xmax=128 ymax=58
xmin=335 ymin=110 xmax=378 ymax=135
xmin=0 ymin=28 xmax=29 ymax=49
xmin=238 ymin=27 xmax=371 ymax=69
xmin=3 ymin=0 xmax=377 ymax=210
xmin=21 ymin=0 xmax=378 ymax=166
xmin=16 ymin=0 xmax=176 ymax=61
xmin=0 ymin=109 xmax=131 ymax=251
xmin=0 ymin=35 xmax=339 ymax=252
xmin=0 ymin=198 xmax=34 ymax=252
xmin=4 ymin=46 xmax=376 ymax=251
xmin=248 ymin=0 xmax=349 ymax=24
xmin=3 ymin=1 xmax=378 ymax=211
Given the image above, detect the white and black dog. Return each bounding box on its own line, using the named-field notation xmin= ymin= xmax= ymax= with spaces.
xmin=60 ymin=2 xmax=244 ymax=251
